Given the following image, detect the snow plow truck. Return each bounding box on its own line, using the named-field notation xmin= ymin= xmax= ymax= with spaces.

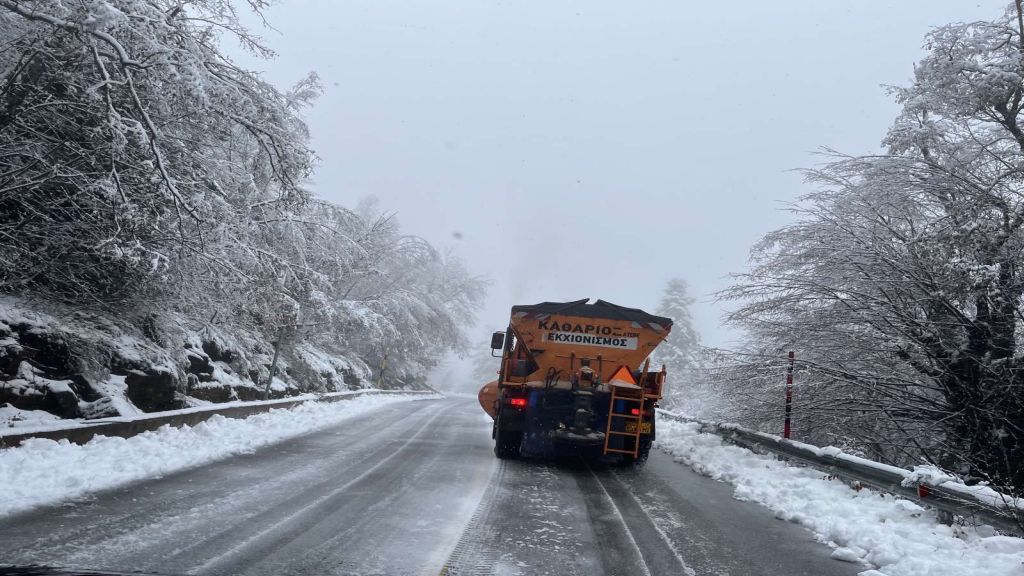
xmin=478 ymin=299 xmax=673 ymax=463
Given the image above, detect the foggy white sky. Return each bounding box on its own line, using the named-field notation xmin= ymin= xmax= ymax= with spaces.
xmin=238 ymin=0 xmax=1006 ymax=350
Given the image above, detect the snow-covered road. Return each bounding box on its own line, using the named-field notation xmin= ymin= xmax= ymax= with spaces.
xmin=0 ymin=397 xmax=859 ymax=575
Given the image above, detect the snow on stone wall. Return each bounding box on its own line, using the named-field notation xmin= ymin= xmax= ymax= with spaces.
xmin=0 ymin=298 xmax=375 ymax=427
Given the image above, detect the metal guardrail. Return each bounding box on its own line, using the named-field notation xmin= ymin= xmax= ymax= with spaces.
xmin=657 ymin=410 xmax=1024 ymax=537
xmin=0 ymin=389 xmax=436 ymax=449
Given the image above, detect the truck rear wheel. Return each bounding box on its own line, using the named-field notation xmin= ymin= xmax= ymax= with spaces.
xmin=622 ymin=437 xmax=652 ymax=466
xmin=494 ymin=418 xmax=522 ymax=459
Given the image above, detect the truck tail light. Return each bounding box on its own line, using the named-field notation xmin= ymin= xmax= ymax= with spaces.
xmin=630 ymin=408 xmax=640 ymax=416
xmin=508 ymin=397 xmax=527 ymax=408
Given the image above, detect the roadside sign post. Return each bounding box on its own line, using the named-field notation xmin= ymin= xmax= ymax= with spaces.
xmin=783 ymin=351 xmax=794 ymax=439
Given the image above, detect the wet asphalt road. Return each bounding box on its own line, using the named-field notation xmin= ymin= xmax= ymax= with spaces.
xmin=0 ymin=397 xmax=862 ymax=576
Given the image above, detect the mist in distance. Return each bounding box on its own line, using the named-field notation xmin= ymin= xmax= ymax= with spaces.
xmin=237 ymin=0 xmax=1003 ymax=349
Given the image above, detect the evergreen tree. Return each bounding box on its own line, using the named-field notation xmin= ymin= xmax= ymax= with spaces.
xmin=654 ymin=279 xmax=706 ymax=413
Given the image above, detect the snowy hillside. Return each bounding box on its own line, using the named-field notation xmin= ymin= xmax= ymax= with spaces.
xmin=0 ymin=297 xmax=377 ymax=428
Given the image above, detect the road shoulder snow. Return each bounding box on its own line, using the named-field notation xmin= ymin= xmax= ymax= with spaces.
xmin=655 ymin=418 xmax=1024 ymax=576
xmin=0 ymin=393 xmax=438 ymax=518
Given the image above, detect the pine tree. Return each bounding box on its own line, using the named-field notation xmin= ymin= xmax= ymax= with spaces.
xmin=654 ymin=279 xmax=705 ymax=413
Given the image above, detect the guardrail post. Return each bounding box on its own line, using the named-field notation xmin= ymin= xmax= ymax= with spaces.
xmin=935 ymin=509 xmax=954 ymax=526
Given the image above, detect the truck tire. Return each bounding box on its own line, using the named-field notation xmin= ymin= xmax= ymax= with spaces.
xmin=494 ymin=419 xmax=522 ymax=459
xmin=622 ymin=437 xmax=652 ymax=466
xmin=637 ymin=436 xmax=653 ymax=463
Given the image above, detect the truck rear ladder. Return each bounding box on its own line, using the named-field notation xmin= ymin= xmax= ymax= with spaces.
xmin=602 ymin=382 xmax=645 ymax=458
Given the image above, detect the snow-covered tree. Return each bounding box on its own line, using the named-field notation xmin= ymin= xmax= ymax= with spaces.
xmin=653 ymin=279 xmax=711 ymax=414
xmin=721 ymin=2 xmax=1024 ymax=494
xmin=0 ymin=1 xmax=487 ymax=405
xmin=655 ymin=280 xmax=700 ymax=371
xmin=0 ymin=0 xmax=315 ymax=311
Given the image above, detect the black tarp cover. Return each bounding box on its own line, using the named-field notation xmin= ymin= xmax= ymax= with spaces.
xmin=510 ymin=299 xmax=673 ymax=328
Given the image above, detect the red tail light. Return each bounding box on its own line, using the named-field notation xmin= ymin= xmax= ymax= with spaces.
xmin=630 ymin=408 xmax=641 ymax=416
xmin=508 ymin=397 xmax=527 ymax=408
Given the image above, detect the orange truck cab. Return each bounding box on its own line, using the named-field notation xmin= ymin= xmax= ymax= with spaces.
xmin=478 ymin=298 xmax=672 ymax=463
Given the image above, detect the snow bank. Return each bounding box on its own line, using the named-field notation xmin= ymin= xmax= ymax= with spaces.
xmin=0 ymin=404 xmax=63 ymax=430
xmin=0 ymin=393 xmax=437 ymax=518
xmin=655 ymin=418 xmax=1024 ymax=576
xmin=896 ymin=464 xmax=1020 ymax=511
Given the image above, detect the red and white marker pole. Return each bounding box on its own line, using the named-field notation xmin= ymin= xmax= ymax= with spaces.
xmin=783 ymin=351 xmax=794 ymax=439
